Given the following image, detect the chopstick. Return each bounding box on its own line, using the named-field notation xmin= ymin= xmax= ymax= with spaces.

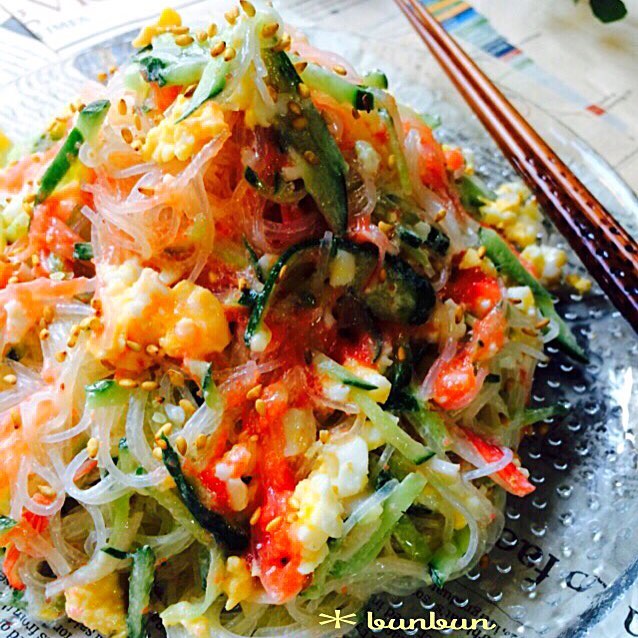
xmin=395 ymin=0 xmax=638 ymax=333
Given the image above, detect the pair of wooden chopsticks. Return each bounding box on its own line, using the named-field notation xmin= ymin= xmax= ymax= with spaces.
xmin=395 ymin=0 xmax=638 ymax=333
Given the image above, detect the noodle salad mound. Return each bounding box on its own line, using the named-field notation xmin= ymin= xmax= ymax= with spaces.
xmin=0 ymin=3 xmax=587 ymax=636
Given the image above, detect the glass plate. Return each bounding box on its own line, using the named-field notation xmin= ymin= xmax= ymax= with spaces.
xmin=0 ymin=22 xmax=636 ymax=638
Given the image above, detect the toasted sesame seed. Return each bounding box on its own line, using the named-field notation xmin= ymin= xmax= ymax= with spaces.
xmin=207 ymin=23 xmax=218 ymax=37
xmin=250 ymin=434 xmax=258 ymax=442
xmin=277 ymin=32 xmax=291 ymax=51
xmin=267 ymin=85 xmax=279 ymax=101
xmin=118 ymin=378 xmax=138 ymax=389
xmin=66 ymin=336 xmax=78 ymax=349
xmin=288 ymin=100 xmax=302 ymax=115
xmin=387 ymin=154 xmax=396 ymax=169
xmin=131 ymin=139 xmax=143 ymax=152
xmin=23 ymin=192 xmax=36 ymax=204
xmin=108 ymin=65 xmax=117 ymax=75
xmin=333 ymin=64 xmax=347 ymax=76
xmin=152 ymin=446 xmax=164 ymax=461
xmin=141 ymin=380 xmax=159 ymax=391
xmin=522 ymin=327 xmax=537 ymax=337
xmin=37 ymin=484 xmax=57 ymax=497
xmin=179 ymin=399 xmax=196 ymax=417
xmin=508 ymin=298 xmax=522 ymax=305
xmin=477 ymin=246 xmax=487 ymax=259
xmin=294 ymin=61 xmax=308 ymax=74
xmin=88 ymin=317 xmax=102 ymax=332
xmin=397 ymin=346 xmax=407 ymax=362
xmin=39 ymin=328 xmax=50 ymax=341
xmin=246 ymin=384 xmax=263 ymax=400
xmin=117 ymin=99 xmax=127 ymax=116
xmin=261 ymin=22 xmax=279 ymax=38
xmin=168 ymin=369 xmax=185 ymax=386
xmin=175 ymin=435 xmax=188 ymax=455
xmin=195 ymin=433 xmax=208 ymax=449
xmin=3 ymin=374 xmax=17 ymax=386
xmin=196 ymin=30 xmax=207 ymax=42
xmin=351 ymin=107 xmax=361 ymax=120
xmin=297 ymin=83 xmax=310 ymax=99
xmin=126 ymin=339 xmax=142 ymax=352
xmin=156 ymin=437 xmax=168 ymax=450
xmin=319 ymin=430 xmax=329 ymax=443
xmin=79 ymin=316 xmax=93 ymax=330
xmin=535 ymin=318 xmax=551 ymax=330
xmin=87 ymin=437 xmax=99 ymax=458
xmin=134 ymin=114 xmax=142 ymax=130
xmin=223 ymin=46 xmax=236 ymax=61
xmin=225 ymin=7 xmax=239 ymax=23
xmin=121 ymin=127 xmax=133 ymax=144
xmin=70 ymin=324 xmax=82 ymax=338
xmin=250 ymin=507 xmax=262 ymax=525
xmin=97 ymin=72 xmax=108 ymax=82
xmin=303 ymin=150 xmax=318 ymax=165
xmin=90 ymin=298 xmax=102 ymax=312
xmin=240 ymin=0 xmax=256 ymax=16
xmin=175 ymin=34 xmax=194 ymax=46
xmin=255 ymin=399 xmax=267 ymax=416
xmin=155 ymin=424 xmax=172 ymax=440
xmin=210 ymin=40 xmax=227 ymax=57
xmin=10 ymin=407 xmax=21 ymax=429
xmin=265 ymin=516 xmax=282 ymax=533
xmin=378 ymin=268 xmax=387 ymax=283
xmin=55 ymin=351 xmax=67 ymax=363
xmin=292 ymin=116 xmax=308 ymax=130
xmin=42 ymin=306 xmax=55 ymax=325
xmin=434 ymin=208 xmax=447 ymax=222
xmin=145 ymin=344 xmax=160 ymax=356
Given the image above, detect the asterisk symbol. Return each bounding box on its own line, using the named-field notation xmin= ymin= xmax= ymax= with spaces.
xmin=318 ymin=609 xmax=357 ymax=629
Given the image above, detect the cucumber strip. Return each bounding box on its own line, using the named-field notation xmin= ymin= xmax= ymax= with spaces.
xmin=378 ymin=108 xmax=411 ymax=195
xmin=361 ymin=70 xmax=388 ymax=90
xmin=300 ymin=63 xmax=374 ymax=111
xmin=479 ymin=227 xmax=588 ymax=362
xmin=243 ymin=238 xmax=318 ymax=347
xmin=145 ymin=487 xmax=217 ymax=548
xmin=202 ymin=363 xmax=224 ymax=412
xmin=175 ymin=56 xmax=229 ymax=123
xmin=393 ymin=515 xmax=433 ymax=563
xmin=160 ymin=436 xmax=248 ymax=551
xmin=330 ymin=472 xmax=427 ymax=578
xmin=396 ymin=224 xmax=450 ymax=256
xmin=101 ymin=546 xmax=129 ymax=560
xmin=85 ymin=379 xmax=130 ymax=408
xmin=403 ymin=393 xmax=449 ymax=455
xmin=314 ymin=352 xmax=378 ymax=391
xmin=518 ymin=404 xmax=567 ymax=427
xmin=457 ymin=174 xmax=495 ymax=211
xmin=429 ymin=525 xmax=470 ymax=587
xmin=243 ymin=166 xmax=304 ymax=205
xmin=243 ymin=236 xmax=265 ymax=283
xmin=351 ymin=389 xmax=434 ymax=464
xmin=73 ymin=242 xmax=94 ymax=261
xmin=262 ymin=48 xmax=348 ymax=234
xmin=36 ymin=100 xmax=110 ymax=204
xmin=126 ymin=545 xmax=156 ymax=638
xmin=243 ymin=237 xmax=435 ymax=346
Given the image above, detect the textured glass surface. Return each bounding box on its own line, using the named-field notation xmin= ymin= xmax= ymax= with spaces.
xmin=0 ymin=25 xmax=636 ymax=638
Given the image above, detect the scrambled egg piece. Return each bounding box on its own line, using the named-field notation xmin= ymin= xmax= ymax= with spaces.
xmin=133 ymin=8 xmax=182 ymax=48
xmin=93 ymin=259 xmax=230 ymax=369
xmin=520 ymin=244 xmax=567 ymax=286
xmin=142 ymin=95 xmax=229 ymax=164
xmin=566 ymin=273 xmax=592 ymax=295
xmin=291 ymin=434 xmax=370 ymax=574
xmin=65 ymin=573 xmax=126 ymax=638
xmin=507 ymin=286 xmax=537 ymax=317
xmin=480 ymin=182 xmax=542 ymax=248
xmin=320 ymin=359 xmax=392 ymax=405
xmin=222 ymin=556 xmax=257 ymax=610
